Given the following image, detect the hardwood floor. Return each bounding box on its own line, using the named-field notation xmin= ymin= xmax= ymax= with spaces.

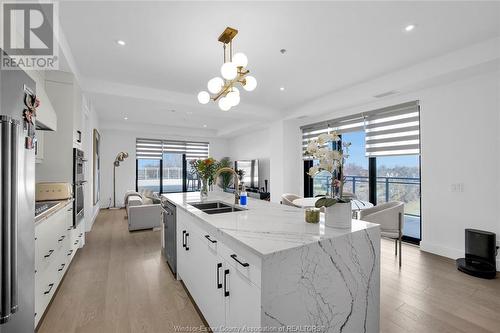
xmin=38 ymin=209 xmax=500 ymax=333
xmin=37 ymin=209 xmax=204 ymax=333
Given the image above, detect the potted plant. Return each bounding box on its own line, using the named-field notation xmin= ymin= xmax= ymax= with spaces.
xmin=191 ymin=157 xmax=218 ymax=199
xmin=216 ymin=157 xmax=233 ymax=191
xmin=305 ymin=132 xmax=352 ymax=228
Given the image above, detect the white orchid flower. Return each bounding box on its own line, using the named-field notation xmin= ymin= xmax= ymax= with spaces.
xmin=306 ymin=141 xmax=318 ymax=155
xmin=317 ymin=133 xmax=331 ymax=145
xmin=308 ymin=166 xmax=319 ymax=177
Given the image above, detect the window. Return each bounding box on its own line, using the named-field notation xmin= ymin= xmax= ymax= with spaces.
xmin=376 ymin=155 xmax=421 ymax=240
xmin=162 ymin=153 xmax=183 ymax=193
xmin=342 ymin=131 xmax=369 ymax=202
xmin=301 ymin=101 xmax=421 ymax=244
xmin=136 ymin=138 xmax=209 ymax=194
xmin=137 ymin=159 xmax=161 ymax=192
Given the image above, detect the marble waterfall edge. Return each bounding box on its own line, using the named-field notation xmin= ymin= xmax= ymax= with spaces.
xmin=261 ymin=226 xmax=380 ymax=333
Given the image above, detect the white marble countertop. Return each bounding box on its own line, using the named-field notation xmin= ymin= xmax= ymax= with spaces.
xmin=162 ymin=191 xmax=379 ymax=258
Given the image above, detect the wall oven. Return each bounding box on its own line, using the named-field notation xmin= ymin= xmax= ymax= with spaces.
xmin=73 ymin=148 xmax=86 ymax=226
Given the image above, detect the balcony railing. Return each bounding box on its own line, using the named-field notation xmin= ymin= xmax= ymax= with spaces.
xmin=313 ymin=175 xmax=420 ymax=216
xmin=313 ymin=174 xmax=421 ymax=239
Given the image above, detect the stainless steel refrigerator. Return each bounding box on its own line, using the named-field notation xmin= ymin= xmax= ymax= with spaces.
xmin=0 ymin=50 xmax=36 ymax=332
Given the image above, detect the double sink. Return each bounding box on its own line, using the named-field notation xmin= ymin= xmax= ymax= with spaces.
xmin=189 ymin=201 xmax=245 ymax=215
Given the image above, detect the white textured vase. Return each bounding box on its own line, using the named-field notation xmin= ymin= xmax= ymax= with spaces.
xmin=324 ymin=202 xmax=352 ymax=228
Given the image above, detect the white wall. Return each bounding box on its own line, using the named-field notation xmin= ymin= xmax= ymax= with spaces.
xmin=100 ymin=126 xmax=229 ymax=208
xmin=83 ymin=101 xmax=100 ymax=232
xmin=228 ymin=128 xmax=271 ymax=191
xmin=281 ymin=71 xmax=500 ymax=266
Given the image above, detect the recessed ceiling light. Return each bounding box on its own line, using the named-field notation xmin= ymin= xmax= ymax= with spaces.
xmin=124 ymin=117 xmax=128 ymax=120
xmin=280 ymin=87 xmax=285 ymax=91
xmin=203 ymin=124 xmax=207 ymax=128
xmin=116 ymin=40 xmax=126 ymax=46
xmin=404 ymin=24 xmax=416 ymax=32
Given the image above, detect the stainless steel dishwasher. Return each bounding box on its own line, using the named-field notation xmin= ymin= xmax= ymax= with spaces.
xmin=162 ymin=200 xmax=177 ymax=275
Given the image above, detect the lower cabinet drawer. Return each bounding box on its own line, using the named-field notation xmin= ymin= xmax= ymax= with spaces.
xmin=216 ymin=240 xmax=262 ymax=288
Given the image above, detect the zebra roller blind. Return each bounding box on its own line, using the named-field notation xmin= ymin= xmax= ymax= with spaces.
xmin=136 ymin=138 xmax=209 ymax=159
xmin=365 ymin=102 xmax=420 ymax=156
xmin=301 ymin=101 xmax=420 ymax=158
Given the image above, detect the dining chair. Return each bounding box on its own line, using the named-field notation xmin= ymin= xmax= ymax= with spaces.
xmin=281 ymin=193 xmax=302 ymax=207
xmin=358 ymin=201 xmax=405 ymax=267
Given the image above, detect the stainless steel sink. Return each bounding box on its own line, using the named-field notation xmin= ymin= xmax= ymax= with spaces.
xmin=189 ymin=201 xmax=245 ymax=214
xmin=189 ymin=201 xmax=231 ymax=210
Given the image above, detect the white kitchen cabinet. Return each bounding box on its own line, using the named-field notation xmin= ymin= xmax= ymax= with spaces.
xmin=223 ymin=262 xmax=261 ymax=328
xmin=175 ymin=209 xmax=261 ymax=331
xmin=34 ymin=201 xmax=83 ymax=328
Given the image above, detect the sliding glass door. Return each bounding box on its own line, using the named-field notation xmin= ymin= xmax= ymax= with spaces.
xmin=375 ymin=155 xmax=421 ymax=242
xmin=136 ymin=159 xmax=161 ymax=192
xmin=162 ymin=153 xmax=183 ymax=193
xmin=136 ymin=138 xmax=209 ymax=194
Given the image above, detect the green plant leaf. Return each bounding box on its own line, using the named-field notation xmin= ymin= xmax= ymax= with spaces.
xmin=315 ymin=197 xmax=338 ymax=208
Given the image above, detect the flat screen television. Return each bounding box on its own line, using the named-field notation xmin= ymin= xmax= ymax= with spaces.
xmin=234 ymin=159 xmax=259 ymax=189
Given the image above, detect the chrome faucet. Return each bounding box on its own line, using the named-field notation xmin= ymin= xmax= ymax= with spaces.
xmin=214 ymin=167 xmax=240 ymax=205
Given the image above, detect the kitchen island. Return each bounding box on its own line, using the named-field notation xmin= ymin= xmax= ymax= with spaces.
xmin=163 ymin=191 xmax=380 ymax=333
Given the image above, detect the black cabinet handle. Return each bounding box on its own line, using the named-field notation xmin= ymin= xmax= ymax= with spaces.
xmin=74 ymin=240 xmax=79 ymax=245
xmin=67 ymin=249 xmax=73 ymax=256
xmin=79 ymin=233 xmax=83 ymax=238
xmin=58 ymin=263 xmax=66 ymax=272
xmin=230 ymin=254 xmax=249 ymax=267
xmin=185 ymin=233 xmax=189 ymax=251
xmin=182 ymin=230 xmax=186 ymax=248
xmin=216 ymin=263 xmax=222 ymax=289
xmin=58 ymin=235 xmax=65 ymax=242
xmin=44 ymin=283 xmax=54 ymax=295
xmin=205 ymin=235 xmax=217 ymax=243
xmin=44 ymin=249 xmax=54 ymax=258
xmin=224 ymin=269 xmax=230 ymax=297
xmin=67 ymin=226 xmax=73 ymax=231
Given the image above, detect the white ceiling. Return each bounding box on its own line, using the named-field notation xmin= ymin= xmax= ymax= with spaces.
xmin=58 ymin=1 xmax=500 ymax=135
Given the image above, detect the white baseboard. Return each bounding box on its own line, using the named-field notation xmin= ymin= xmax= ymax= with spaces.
xmin=420 ymin=241 xmax=500 ymax=272
xmin=86 ymin=206 xmax=100 ymax=232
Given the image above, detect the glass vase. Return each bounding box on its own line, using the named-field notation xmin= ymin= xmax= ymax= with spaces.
xmin=200 ymin=178 xmax=209 ymax=200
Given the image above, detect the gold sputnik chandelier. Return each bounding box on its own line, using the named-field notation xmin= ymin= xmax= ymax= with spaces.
xmin=197 ymin=27 xmax=257 ymax=111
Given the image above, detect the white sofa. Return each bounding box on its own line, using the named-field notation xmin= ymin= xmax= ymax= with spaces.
xmin=125 ymin=191 xmax=162 ymax=231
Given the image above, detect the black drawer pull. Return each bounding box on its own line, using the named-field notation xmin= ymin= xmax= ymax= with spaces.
xmin=44 ymin=249 xmax=54 ymax=258
xmin=205 ymin=235 xmax=217 ymax=243
xmin=185 ymin=233 xmax=190 ymax=251
xmin=224 ymin=269 xmax=230 ymax=297
xmin=74 ymin=240 xmax=79 ymax=245
xmin=58 ymin=263 xmax=66 ymax=272
xmin=216 ymin=263 xmax=222 ymax=289
xmin=58 ymin=235 xmax=65 ymax=242
xmin=182 ymin=230 xmax=186 ymax=248
xmin=79 ymin=233 xmax=83 ymax=237
xmin=67 ymin=249 xmax=73 ymax=256
xmin=67 ymin=226 xmax=73 ymax=231
xmin=44 ymin=283 xmax=54 ymax=295
xmin=230 ymin=254 xmax=249 ymax=267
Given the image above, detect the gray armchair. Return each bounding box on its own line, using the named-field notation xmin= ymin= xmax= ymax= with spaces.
xmin=125 ymin=193 xmax=162 ymax=231
xmin=281 ymin=193 xmax=302 ymax=207
xmin=359 ymin=201 xmax=404 ymax=267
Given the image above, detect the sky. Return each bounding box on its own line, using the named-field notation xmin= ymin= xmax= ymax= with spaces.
xmin=342 ymin=131 xmax=419 ymax=169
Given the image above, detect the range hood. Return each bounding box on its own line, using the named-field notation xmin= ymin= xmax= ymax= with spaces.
xmin=35 ymin=82 xmax=57 ymax=131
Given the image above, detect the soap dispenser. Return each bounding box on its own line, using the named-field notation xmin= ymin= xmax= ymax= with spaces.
xmin=240 ymin=184 xmax=248 ymax=207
